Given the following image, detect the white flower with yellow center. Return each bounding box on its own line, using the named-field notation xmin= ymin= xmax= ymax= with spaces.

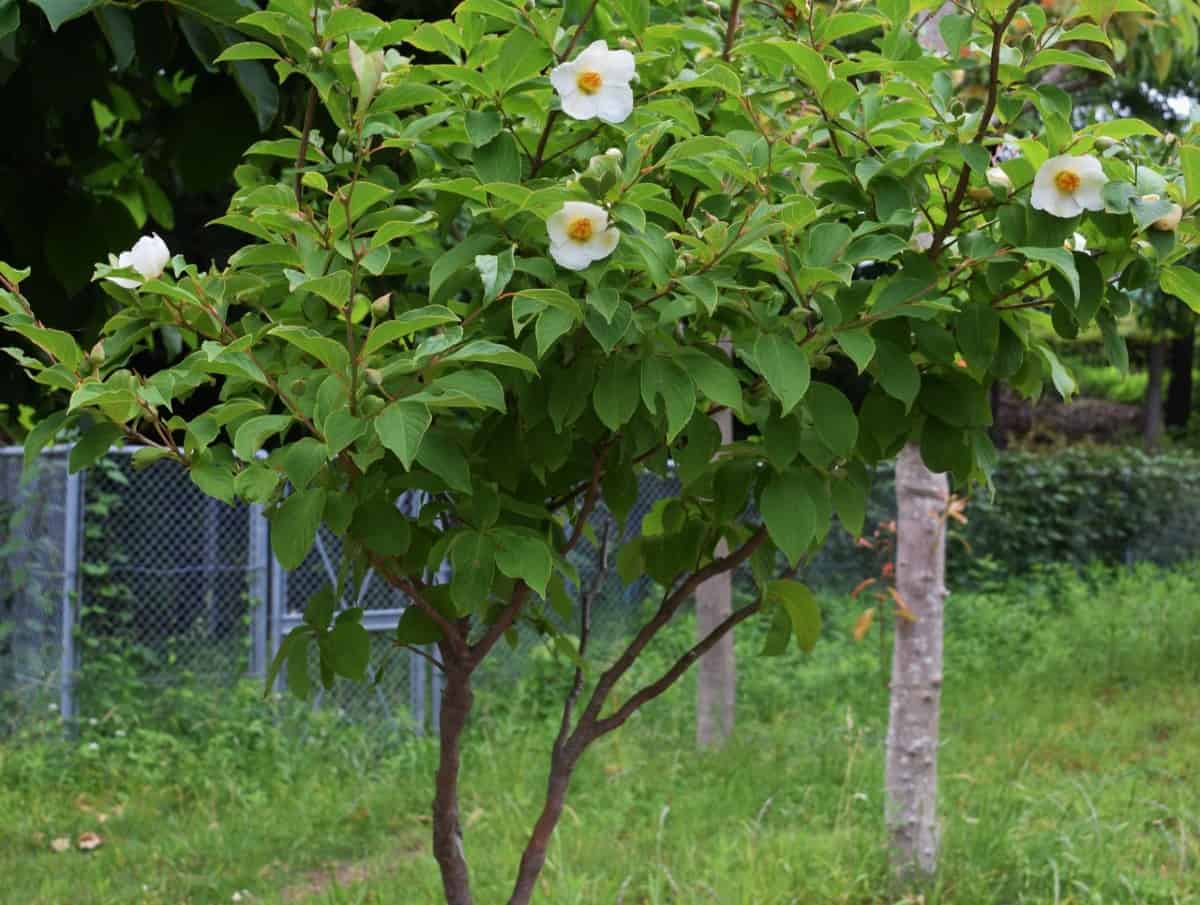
xmin=1031 ymin=155 xmax=1106 ymax=219
xmin=549 ymin=41 xmax=636 ymax=124
xmin=547 ymin=202 xmax=620 ymax=271
xmin=107 ymin=234 xmax=170 ymax=289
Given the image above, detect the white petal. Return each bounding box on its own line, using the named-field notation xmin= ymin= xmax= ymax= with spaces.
xmin=1074 ymin=172 xmax=1107 ymax=212
xmin=549 ymin=61 xmax=578 ymax=96
xmin=597 ymin=48 xmax=636 ymax=83
xmin=108 ymin=276 xmax=140 ymax=289
xmin=547 ymin=209 xmax=573 ymax=245
xmin=1030 ymin=181 xmax=1055 ymax=213
xmin=562 ymin=201 xmax=607 ymax=224
xmin=589 ymin=227 xmax=620 ymax=260
xmin=550 ymin=241 xmax=594 ymax=271
xmin=574 ymin=41 xmax=612 ymax=71
xmin=560 ymin=90 xmax=599 ymax=121
xmin=594 ymin=84 xmax=634 ymax=124
xmin=1070 ymin=155 xmax=1105 ymax=180
xmin=129 ymin=234 xmax=170 ymax=279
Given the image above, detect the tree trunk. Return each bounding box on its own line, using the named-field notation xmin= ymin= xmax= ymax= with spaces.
xmin=1164 ymin=325 xmax=1195 ymax=429
xmin=696 ymin=406 xmax=736 ymax=748
xmin=506 ymin=747 xmax=578 ymax=905
xmin=433 ymin=662 xmax=474 ymax=905
xmin=1143 ymin=339 xmax=1167 ymax=452
xmin=885 ymin=443 xmax=949 ymax=883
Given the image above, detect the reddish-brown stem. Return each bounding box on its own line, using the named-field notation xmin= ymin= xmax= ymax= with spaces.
xmin=593 ymin=599 xmax=762 ymax=737
xmin=572 ymin=525 xmax=769 ymax=734
xmin=293 ymin=86 xmax=318 ymax=208
xmin=929 ymin=0 xmax=1021 ymax=258
xmin=723 ymin=0 xmax=742 ymax=60
xmin=433 ymin=661 xmax=475 ymax=905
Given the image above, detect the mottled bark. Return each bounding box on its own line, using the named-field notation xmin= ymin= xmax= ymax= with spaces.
xmin=696 ymin=406 xmax=736 ymax=748
xmin=885 ymin=443 xmax=949 ymax=882
xmin=1143 ymin=339 xmax=1167 ymax=452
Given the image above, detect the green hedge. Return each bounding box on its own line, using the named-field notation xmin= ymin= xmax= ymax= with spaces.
xmin=807 ymin=447 xmax=1200 ymax=591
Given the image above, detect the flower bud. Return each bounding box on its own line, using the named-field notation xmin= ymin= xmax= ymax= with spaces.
xmin=605 ymin=147 xmax=623 ymax=159
xmin=88 ymin=341 xmax=105 ymax=367
xmin=1141 ymin=193 xmax=1161 ymax=203
xmin=307 ymin=46 xmax=324 ymax=63
xmin=1152 ymin=203 xmax=1183 ymax=231
xmin=811 ymin=353 xmax=833 ymax=370
xmin=337 ymin=128 xmax=351 ymax=146
xmin=371 ymin=294 xmax=391 ymax=319
xmin=967 ymin=186 xmax=992 ymax=202
xmin=363 ymin=368 xmax=384 ymax=388
xmin=986 ymin=167 xmax=1012 ymax=192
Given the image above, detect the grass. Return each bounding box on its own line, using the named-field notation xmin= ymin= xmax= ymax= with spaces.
xmin=3 ymin=563 xmax=1199 ymax=905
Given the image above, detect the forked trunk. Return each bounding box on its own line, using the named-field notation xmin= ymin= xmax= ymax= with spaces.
xmin=885 ymin=443 xmax=949 ymax=882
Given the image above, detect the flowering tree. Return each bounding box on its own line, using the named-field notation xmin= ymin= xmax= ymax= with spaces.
xmin=2 ymin=0 xmax=1198 ymax=901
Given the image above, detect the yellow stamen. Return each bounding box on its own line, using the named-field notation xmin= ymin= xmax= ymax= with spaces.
xmin=577 ymin=71 xmax=603 ymax=95
xmin=1054 ymin=170 xmax=1081 ymax=194
xmin=567 ymin=218 xmax=594 ymax=242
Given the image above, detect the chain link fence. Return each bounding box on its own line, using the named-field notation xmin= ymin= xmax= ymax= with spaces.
xmin=4 ymin=444 xmax=1200 ymax=740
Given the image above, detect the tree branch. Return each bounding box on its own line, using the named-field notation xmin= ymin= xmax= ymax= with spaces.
xmin=570 ymin=525 xmax=769 ymax=743
xmin=593 ymin=599 xmax=762 ymax=738
xmin=929 ymin=0 xmax=1022 ymax=258
xmin=554 ymin=523 xmax=609 ymax=756
xmin=723 ymin=0 xmax=742 ymax=61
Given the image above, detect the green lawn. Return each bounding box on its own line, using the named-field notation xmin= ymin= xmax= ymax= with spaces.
xmin=3 ymin=564 xmax=1198 ymax=905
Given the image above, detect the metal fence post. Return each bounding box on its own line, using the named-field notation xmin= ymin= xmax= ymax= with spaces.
xmin=59 ymin=468 xmax=84 ymax=722
xmin=409 ymin=645 xmax=426 ymax=735
xmin=248 ymin=504 xmax=270 ymax=677
xmin=269 ymin=544 xmax=288 ymax=693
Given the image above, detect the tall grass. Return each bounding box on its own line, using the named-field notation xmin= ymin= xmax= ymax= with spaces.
xmin=3 ymin=563 xmax=1198 ymax=904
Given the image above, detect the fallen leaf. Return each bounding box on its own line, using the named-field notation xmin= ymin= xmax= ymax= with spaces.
xmin=50 ymin=836 xmax=71 ymax=853
xmin=77 ymin=832 xmax=103 ymax=851
xmin=852 ymin=608 xmax=875 ymax=642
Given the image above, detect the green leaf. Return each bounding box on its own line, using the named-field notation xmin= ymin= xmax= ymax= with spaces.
xmin=956 ymin=299 xmax=999 ymax=371
xmin=326 ymin=621 xmax=371 ymax=681
xmin=450 ymin=530 xmax=496 ymax=612
xmin=1159 ymin=266 xmax=1200 ymax=313
xmin=376 ymin=401 xmax=431 ymax=469
xmin=1180 ymin=145 xmax=1200 ymax=207
xmin=4 ymin=324 xmax=82 ymax=370
xmin=68 ymin=422 xmax=122 ymax=474
xmin=1027 ymin=48 xmax=1114 ymax=78
xmin=1017 ymin=247 xmax=1078 ymax=302
xmin=760 ymin=470 xmax=815 ymax=565
xmin=415 ymin=431 xmax=471 ymax=492
xmin=465 ymin=110 xmax=503 ymax=148
xmin=286 ymin=631 xmax=312 ymax=699
xmin=476 ymin=249 xmax=515 ymax=303
xmin=444 ymin=340 xmax=537 ymax=373
xmin=678 ymin=349 xmax=742 ymax=412
xmin=473 ymin=132 xmax=522 ymax=184
xmin=492 ymin=25 xmax=551 ymax=91
xmin=272 ymin=325 xmax=349 ymax=372
xmin=640 ymin=357 xmax=696 ymax=443
xmin=831 ymin=473 xmax=867 ymax=537
xmin=837 ymin=330 xmax=875 ymax=373
xmin=271 ymin=489 xmax=327 ymax=570
xmin=766 ymin=579 xmax=821 ymax=653
xmin=349 ymin=498 xmax=412 ymax=556
xmin=304 ymin=584 xmax=336 ymax=631
xmin=593 ymin=357 xmax=641 ymax=430
xmin=29 ymin=0 xmax=100 ymax=30
xmin=363 ymin=306 xmax=460 ymax=355
xmin=873 ymin=339 xmax=920 ymax=409
xmin=753 ymin=333 xmax=810 ymax=415
xmin=493 ymin=530 xmax=553 ymax=596
xmin=805 ymin=383 xmax=857 ymax=456
xmin=214 ymin=41 xmax=280 ymax=62
xmin=233 ymin=414 xmax=292 ymax=462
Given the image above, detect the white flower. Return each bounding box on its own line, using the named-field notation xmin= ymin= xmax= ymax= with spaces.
xmin=549 ymin=41 xmax=636 ymax=124
xmin=1153 ymin=203 xmax=1183 ymax=231
xmin=349 ymin=40 xmax=386 ymax=109
xmin=986 ymin=167 xmax=1012 ymax=192
xmin=547 ymin=201 xmax=620 ymax=271
xmin=1031 ymin=155 xmax=1106 ymax=219
xmin=913 ymin=231 xmax=934 ymax=251
xmin=605 ymin=147 xmax=623 ymax=159
xmin=108 ymin=234 xmax=170 ymax=288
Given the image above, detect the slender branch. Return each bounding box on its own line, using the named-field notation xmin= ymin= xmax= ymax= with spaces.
xmin=929 ymin=0 xmax=1022 ymax=259
xmin=570 ymin=525 xmax=769 ymax=740
xmin=293 ymin=86 xmax=318 ymax=208
xmin=723 ymin=0 xmax=742 ymax=60
xmin=592 ymin=600 xmax=762 ymax=737
xmin=399 ymin=643 xmax=445 ymax=673
xmin=369 ymin=553 xmax=469 ymax=660
xmin=559 ymin=0 xmax=601 ymax=61
xmin=554 ymin=523 xmax=609 ymax=756
xmin=560 ymin=443 xmax=610 ymax=556
xmin=990 ymin=270 xmax=1046 ymax=308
